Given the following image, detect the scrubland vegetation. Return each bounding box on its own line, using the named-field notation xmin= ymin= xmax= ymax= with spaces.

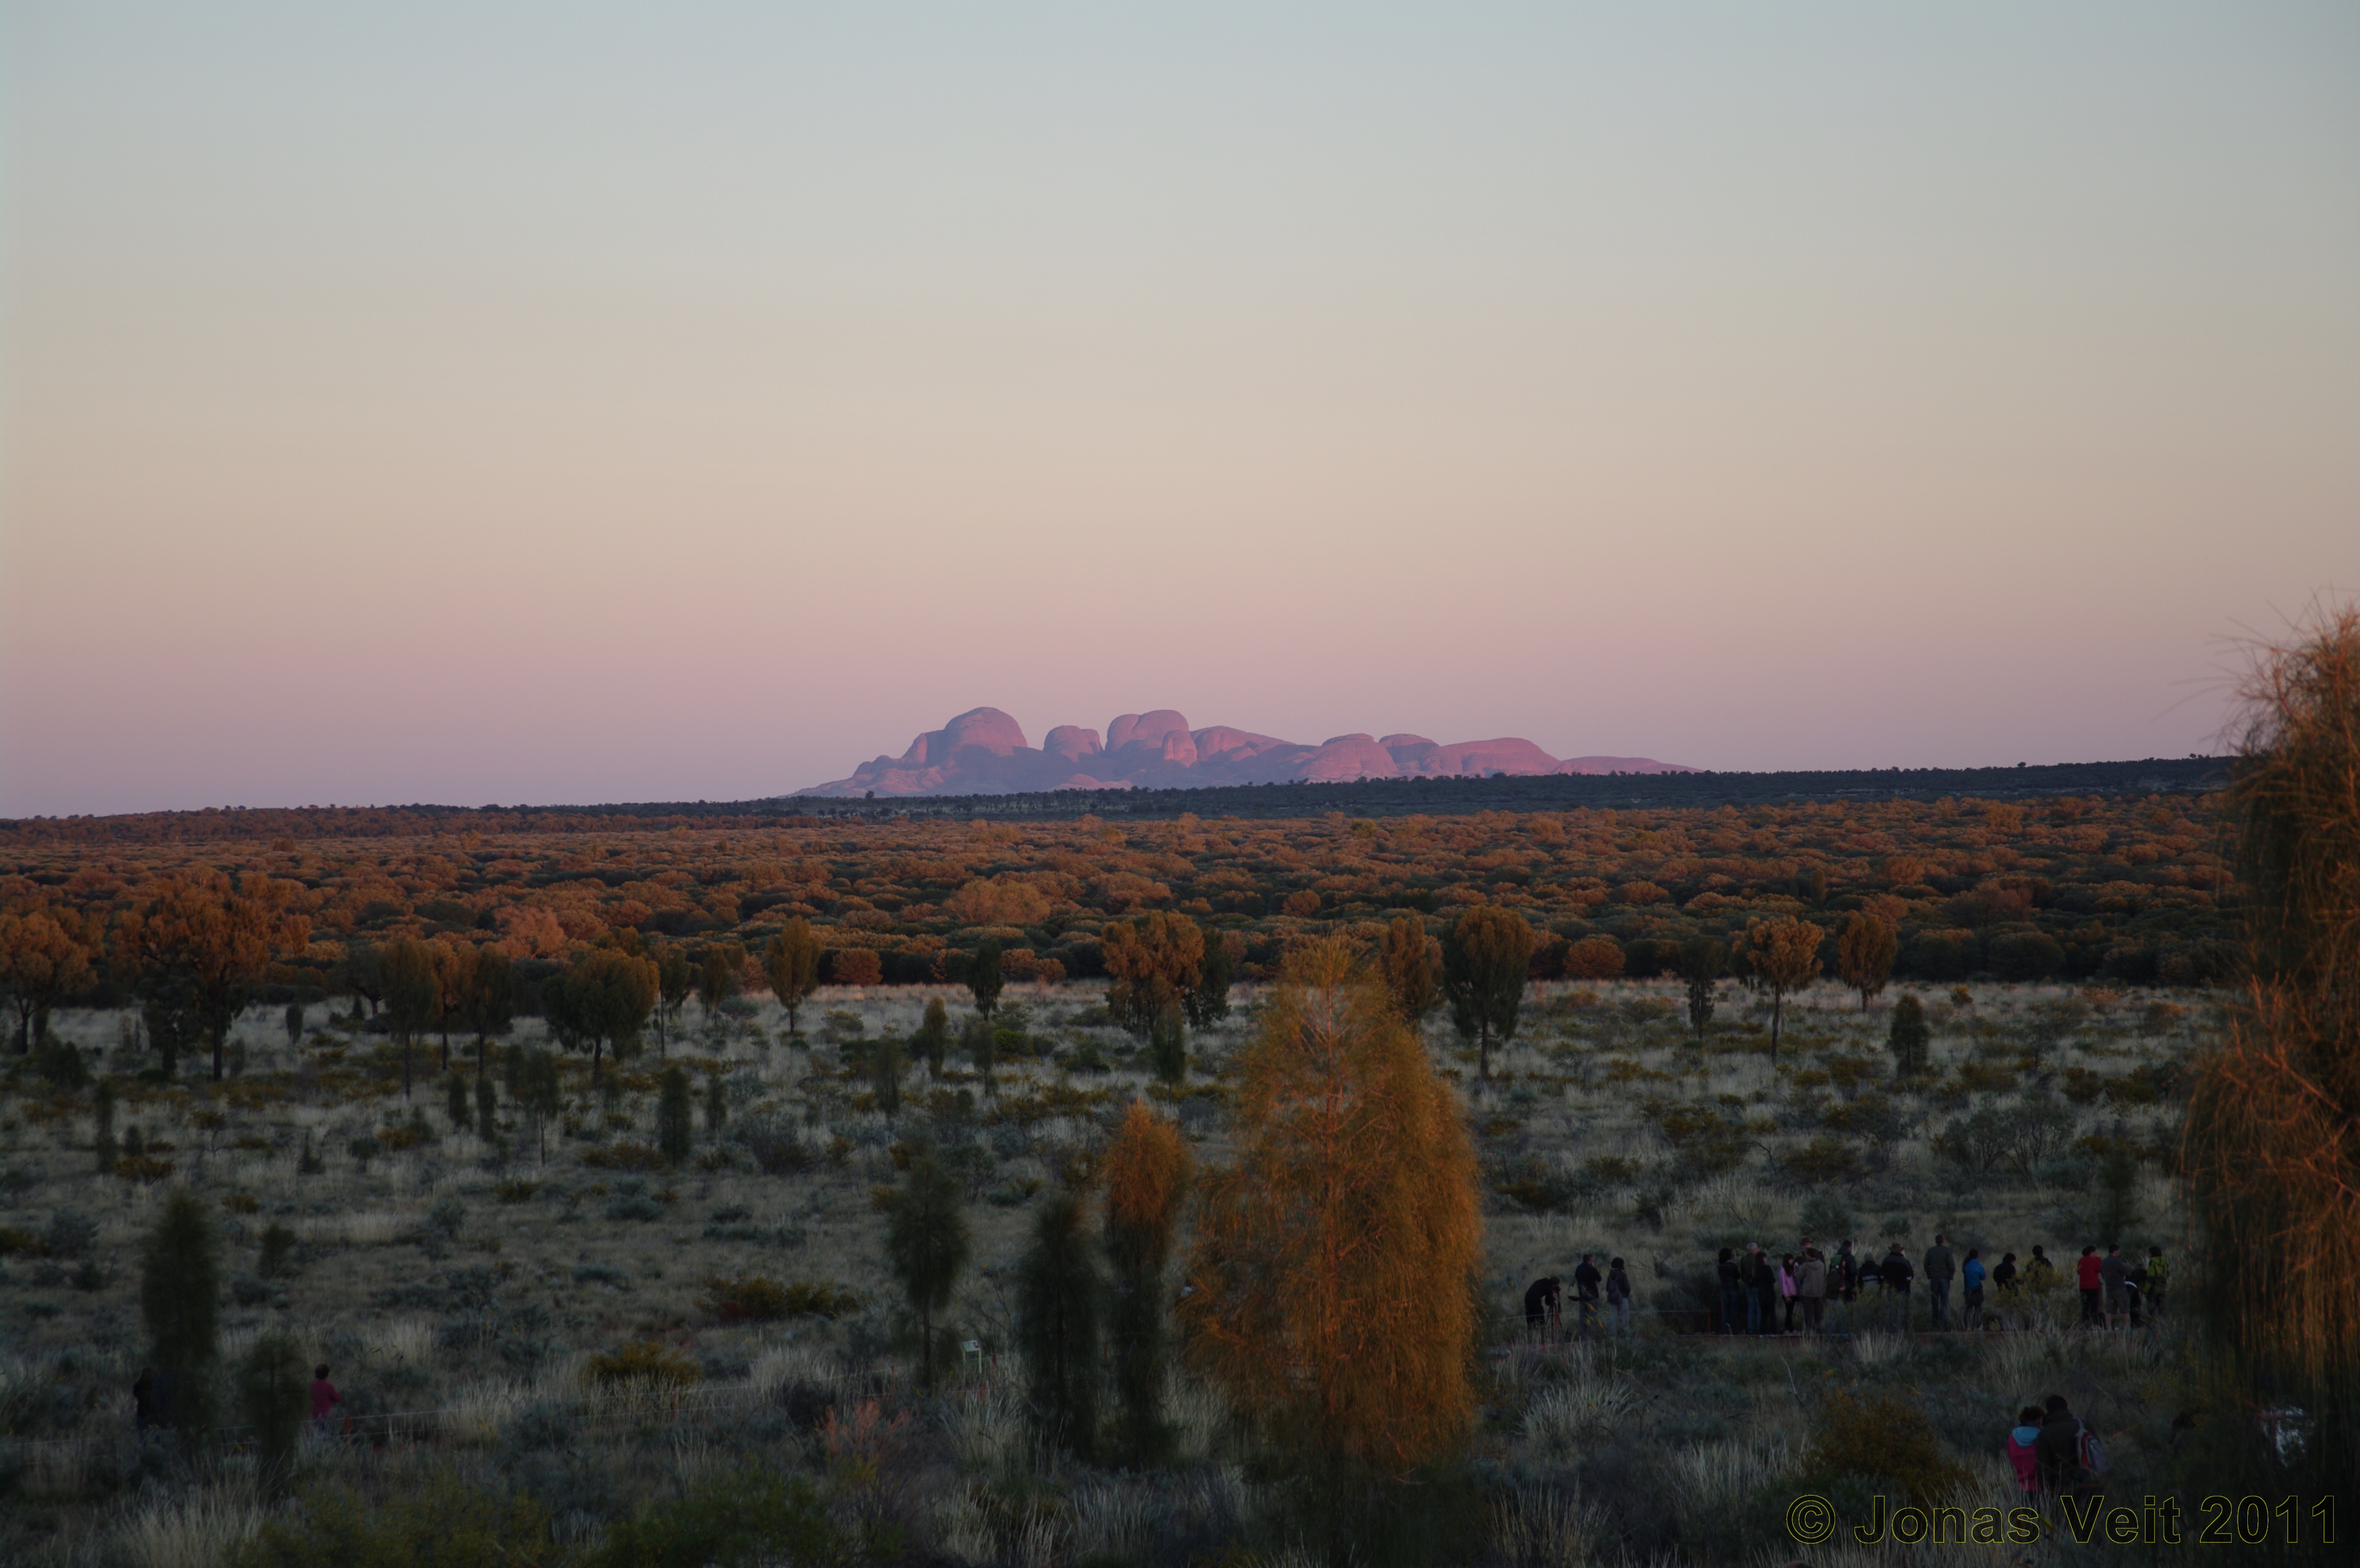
xmin=2 ymin=619 xmax=2352 ymax=1565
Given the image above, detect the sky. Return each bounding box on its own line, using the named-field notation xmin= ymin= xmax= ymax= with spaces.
xmin=4 ymin=2 xmax=2356 ymax=816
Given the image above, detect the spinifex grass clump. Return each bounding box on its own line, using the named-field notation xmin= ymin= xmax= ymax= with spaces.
xmin=2185 ymin=606 xmax=2360 ymax=1474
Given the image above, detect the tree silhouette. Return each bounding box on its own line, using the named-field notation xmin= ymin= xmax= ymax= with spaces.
xmin=872 ymin=1033 xmax=905 ymax=1114
xmin=520 ymin=1047 xmax=561 ymax=1165
xmin=919 ymin=996 xmax=950 ymax=1079
xmin=1179 ymin=940 xmax=1482 ymax=1480
xmin=1104 ymin=1101 xmax=1189 ymax=1462
xmin=1149 ymin=1003 xmax=1187 ymax=1085
xmin=141 ymin=1188 xmax=221 ymax=1431
xmin=553 ymin=948 xmax=659 ymax=1086
xmin=1886 ymin=993 xmax=1930 ymax=1076
xmin=1017 ymin=1187 xmax=1102 ymax=1457
xmin=658 ymin=1065 xmax=694 ymax=1166
xmin=379 ymin=937 xmax=437 ymax=1098
xmin=1376 ymin=916 xmax=1441 ymax=1026
xmin=764 ymin=921 xmax=821 ymax=1041
xmin=1442 ymin=905 xmax=1535 ymax=1080
xmin=652 ymin=942 xmax=694 ymax=1054
xmin=884 ymin=1148 xmax=970 ymax=1390
xmin=236 ymin=1329 xmax=309 ymax=1481
xmin=1743 ymin=915 xmax=1824 ymax=1065
xmin=1836 ymin=912 xmax=1899 ymax=1012
xmin=462 ymin=944 xmax=514 ymax=1075
xmin=698 ymin=941 xmax=745 ymax=1021
xmin=428 ymin=938 xmax=469 ymax=1071
xmin=967 ymin=939 xmax=1005 ymax=1021
xmin=1677 ymin=936 xmax=1724 ymax=1040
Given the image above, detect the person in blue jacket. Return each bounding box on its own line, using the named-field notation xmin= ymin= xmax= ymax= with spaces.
xmin=1961 ymin=1248 xmax=1988 ymax=1329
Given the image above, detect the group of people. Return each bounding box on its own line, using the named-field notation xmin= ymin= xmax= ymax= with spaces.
xmin=1710 ymin=1236 xmax=2170 ymax=1336
xmin=1522 ymin=1254 xmax=1636 ymax=1340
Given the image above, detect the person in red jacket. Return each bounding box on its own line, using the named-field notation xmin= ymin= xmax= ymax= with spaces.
xmin=309 ymin=1363 xmax=341 ymax=1436
xmin=2076 ymin=1246 xmax=2104 ymax=1327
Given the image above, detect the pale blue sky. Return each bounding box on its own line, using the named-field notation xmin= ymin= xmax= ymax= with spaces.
xmin=5 ymin=3 xmax=2356 ymax=812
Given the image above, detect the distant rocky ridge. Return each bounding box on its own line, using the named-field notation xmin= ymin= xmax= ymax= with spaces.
xmin=795 ymin=708 xmax=1694 ymax=797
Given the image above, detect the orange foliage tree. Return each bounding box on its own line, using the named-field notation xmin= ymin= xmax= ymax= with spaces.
xmin=1744 ymin=915 xmax=1824 ymax=1064
xmin=128 ymin=872 xmax=308 ymax=1081
xmin=1178 ymin=940 xmax=1482 ymax=1480
xmin=1375 ymin=916 xmax=1440 ymax=1025
xmin=1835 ymin=910 xmax=1899 ymax=1012
xmin=1101 ymin=911 xmax=1205 ymax=1038
xmin=0 ymin=902 xmax=94 ymax=1052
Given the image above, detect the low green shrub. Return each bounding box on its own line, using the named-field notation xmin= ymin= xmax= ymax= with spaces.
xmin=230 ymin=1472 xmax=556 ymax=1568
xmin=594 ymin=1467 xmax=845 ymax=1568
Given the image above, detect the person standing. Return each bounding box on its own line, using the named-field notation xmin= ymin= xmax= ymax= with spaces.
xmin=2099 ymin=1244 xmax=2130 ymax=1329
xmin=1796 ymin=1246 xmax=1827 ymax=1335
xmin=1522 ymin=1276 xmax=1562 ymax=1343
xmin=2027 ymin=1245 xmax=2055 ymax=1290
xmin=1605 ymin=1256 xmax=1633 ymax=1337
xmin=1961 ymin=1248 xmax=1987 ymax=1330
xmin=1835 ymin=1239 xmax=1858 ymax=1305
xmin=132 ymin=1368 xmax=156 ymax=1433
xmin=1741 ymin=1244 xmax=1768 ymax=1336
xmin=1572 ymin=1253 xmax=1603 ymax=1338
xmin=2035 ymin=1396 xmax=2081 ymax=1491
xmin=1778 ymin=1254 xmax=1799 ymax=1334
xmin=1880 ymin=1243 xmax=1914 ymax=1331
xmin=1715 ymin=1248 xmax=1743 ymax=1336
xmin=2144 ymin=1246 xmax=2170 ymax=1315
xmin=1922 ymin=1234 xmax=1956 ymax=1330
xmin=2076 ymin=1246 xmax=2104 ymax=1327
xmin=310 ymin=1363 xmax=342 ymax=1437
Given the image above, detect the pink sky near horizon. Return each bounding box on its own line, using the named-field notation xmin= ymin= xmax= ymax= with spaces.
xmin=4 ymin=4 xmax=2357 ymax=816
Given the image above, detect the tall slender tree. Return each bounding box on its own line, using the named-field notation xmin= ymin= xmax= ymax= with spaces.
xmin=966 ymin=939 xmax=1005 ymax=1022
xmin=884 ymin=1148 xmax=971 ymax=1390
xmin=652 ymin=942 xmax=695 ymax=1055
xmin=1179 ymin=939 xmax=1482 ymax=1481
xmin=141 ymin=1187 xmax=222 ymax=1431
xmin=1017 ymin=1188 xmax=1102 ymax=1457
xmin=2185 ymin=607 xmax=2360 ymax=1480
xmin=1441 ymin=905 xmax=1535 ymax=1080
xmin=658 ymin=1065 xmax=694 ymax=1167
xmin=919 ymin=996 xmax=950 ymax=1079
xmin=1104 ymin=1101 xmax=1189 ymax=1462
